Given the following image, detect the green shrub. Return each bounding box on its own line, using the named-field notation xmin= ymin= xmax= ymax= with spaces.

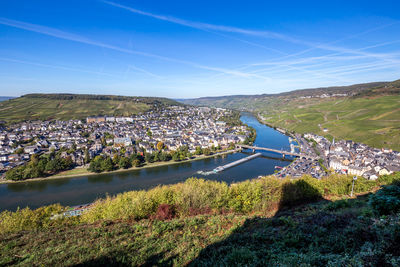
xmin=224 ymin=247 xmax=257 ymax=266
xmin=369 ymin=185 xmax=400 ymax=215
xmin=228 ymin=180 xmax=264 ymax=212
xmin=324 ymin=199 xmax=351 ymax=211
xmin=174 ymin=178 xmax=229 ymax=215
xmin=2 ymin=172 xmax=400 ymax=234
xmin=0 ymin=204 xmax=67 ymax=234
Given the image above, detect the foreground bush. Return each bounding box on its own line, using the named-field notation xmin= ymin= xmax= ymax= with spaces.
xmin=369 ymin=184 xmax=400 ymax=215
xmin=1 ymin=172 xmax=399 ymax=234
xmin=2 ymin=192 xmax=400 ymax=266
xmin=0 ymin=204 xmax=67 ymax=234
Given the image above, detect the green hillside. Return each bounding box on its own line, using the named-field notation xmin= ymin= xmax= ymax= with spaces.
xmin=262 ymin=95 xmax=400 ymax=150
xmin=0 ymin=94 xmax=180 ymax=123
xmin=182 ymin=80 xmax=400 ymax=150
xmin=1 ymin=174 xmax=400 ymax=266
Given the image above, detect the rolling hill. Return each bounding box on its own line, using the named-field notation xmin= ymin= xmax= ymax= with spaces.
xmin=181 ymin=79 xmax=400 ymax=150
xmin=0 ymin=94 xmax=180 ymax=123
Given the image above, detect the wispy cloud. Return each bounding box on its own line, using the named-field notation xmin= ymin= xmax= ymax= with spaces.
xmin=0 ymin=17 xmax=268 ymax=79
xmin=102 ymin=1 xmax=292 ymax=40
xmin=0 ymin=57 xmax=118 ymax=77
xmin=102 ymin=0 xmax=291 ymax=54
xmin=101 ymin=1 xmax=400 ymax=84
xmin=102 ymin=0 xmax=400 ymax=60
xmin=125 ymin=65 xmax=163 ymax=78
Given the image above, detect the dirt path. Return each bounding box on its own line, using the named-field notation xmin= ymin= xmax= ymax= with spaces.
xmin=370 ymin=107 xmax=400 ymax=120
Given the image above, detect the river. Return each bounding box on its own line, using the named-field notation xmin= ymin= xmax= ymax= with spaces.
xmin=0 ymin=113 xmax=295 ymax=211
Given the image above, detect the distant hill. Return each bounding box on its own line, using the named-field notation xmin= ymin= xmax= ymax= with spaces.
xmin=0 ymin=93 xmax=181 ymax=123
xmin=180 ymin=79 xmax=400 ymax=150
xmin=180 ymin=81 xmax=390 ymax=109
xmin=0 ymin=96 xmax=15 ymax=102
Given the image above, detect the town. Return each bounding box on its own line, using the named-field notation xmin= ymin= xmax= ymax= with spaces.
xmin=277 ymin=132 xmax=400 ymax=180
xmin=0 ymin=106 xmax=254 ymax=180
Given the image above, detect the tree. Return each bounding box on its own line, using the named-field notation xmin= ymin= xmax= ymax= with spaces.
xmin=112 ymin=154 xmax=121 ymax=166
xmin=132 ymin=159 xmax=141 ymax=167
xmin=84 ymin=149 xmax=91 ymax=164
xmin=119 ymin=157 xmax=131 ymax=169
xmin=45 ymin=158 xmax=58 ymax=173
xmin=153 ymin=151 xmax=160 ymax=162
xmin=156 ymin=141 xmax=164 ymax=151
xmin=195 ymin=146 xmax=203 ymax=155
xmin=5 ymin=166 xmax=24 ymax=181
xmin=145 ymin=153 xmax=154 ymax=163
xmin=62 ymin=156 xmax=73 ymax=170
xmin=88 ymin=156 xmax=104 ymax=173
xmin=159 ymin=152 xmax=171 ymax=161
xmin=101 ymin=157 xmax=114 ymax=172
xmin=172 ymin=152 xmax=180 ymax=161
xmin=15 ymin=147 xmax=24 ymax=155
xmin=203 ymin=148 xmax=212 ymax=156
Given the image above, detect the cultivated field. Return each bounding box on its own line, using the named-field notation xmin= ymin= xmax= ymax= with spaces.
xmin=0 ymin=94 xmax=176 ymax=123
xmin=262 ymin=95 xmax=400 ymax=151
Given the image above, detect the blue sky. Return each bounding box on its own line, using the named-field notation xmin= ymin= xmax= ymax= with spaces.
xmin=0 ymin=0 xmax=400 ymax=98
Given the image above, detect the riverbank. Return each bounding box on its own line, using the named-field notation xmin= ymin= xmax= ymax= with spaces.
xmin=0 ymin=113 xmax=295 ymax=212
xmin=0 ymin=149 xmax=238 ymax=185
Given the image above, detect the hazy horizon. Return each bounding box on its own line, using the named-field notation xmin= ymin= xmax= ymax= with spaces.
xmin=1 ymin=0 xmax=400 ymax=98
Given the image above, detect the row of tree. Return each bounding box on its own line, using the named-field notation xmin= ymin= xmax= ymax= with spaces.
xmin=5 ymin=152 xmax=74 ymax=181
xmin=87 ymin=145 xmax=225 ymax=173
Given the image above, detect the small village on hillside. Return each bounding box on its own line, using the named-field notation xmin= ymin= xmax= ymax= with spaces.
xmin=0 ymin=106 xmax=252 ymax=178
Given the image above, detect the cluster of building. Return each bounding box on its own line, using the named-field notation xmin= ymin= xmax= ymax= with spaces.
xmin=303 ymin=133 xmax=400 ymax=180
xmin=0 ymin=106 xmax=251 ymax=177
xmin=299 ymin=93 xmax=348 ymax=99
xmin=276 ymin=135 xmax=326 ymax=179
xmin=276 ymin=132 xmax=400 ymax=180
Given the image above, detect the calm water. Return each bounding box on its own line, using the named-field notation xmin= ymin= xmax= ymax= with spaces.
xmin=0 ymin=113 xmax=293 ymax=211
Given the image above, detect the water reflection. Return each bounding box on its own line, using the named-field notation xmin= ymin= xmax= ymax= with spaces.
xmin=7 ymin=178 xmax=71 ymax=192
xmin=88 ymin=175 xmax=113 ymax=184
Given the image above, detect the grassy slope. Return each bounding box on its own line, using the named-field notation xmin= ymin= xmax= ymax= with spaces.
xmin=1 ymin=173 xmax=400 ymax=266
xmin=0 ymin=94 xmax=179 ymax=123
xmin=1 ymin=188 xmax=400 ymax=266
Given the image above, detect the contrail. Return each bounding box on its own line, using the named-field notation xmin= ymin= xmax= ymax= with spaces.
xmin=0 ymin=17 xmax=269 ymax=79
xmin=101 ymin=1 xmax=292 ymax=41
xmin=102 ymin=0 xmax=287 ymax=55
xmin=102 ymin=0 xmax=400 ymax=59
xmin=0 ymin=57 xmax=118 ymax=77
xmin=101 ymin=1 xmax=400 ymax=83
xmin=127 ymin=65 xmax=163 ymax=78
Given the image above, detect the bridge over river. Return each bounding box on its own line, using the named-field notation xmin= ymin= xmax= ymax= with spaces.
xmin=237 ymin=145 xmax=317 ymax=161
